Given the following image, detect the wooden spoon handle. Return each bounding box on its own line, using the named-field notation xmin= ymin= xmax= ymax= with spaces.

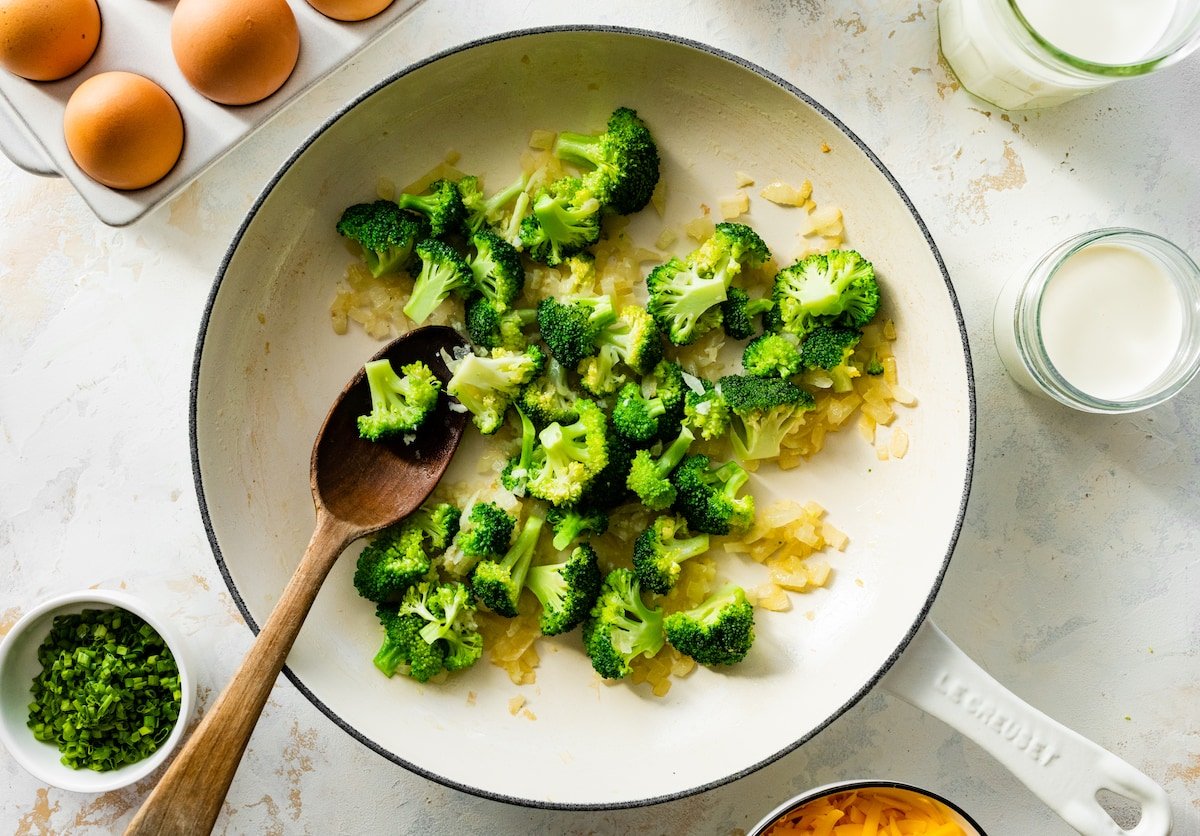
xmin=125 ymin=511 xmax=357 ymax=836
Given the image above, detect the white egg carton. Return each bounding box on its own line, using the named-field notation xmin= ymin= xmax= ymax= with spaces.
xmin=0 ymin=0 xmax=424 ymax=226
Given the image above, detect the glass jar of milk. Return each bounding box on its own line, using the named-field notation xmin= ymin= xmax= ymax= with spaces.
xmin=939 ymin=0 xmax=1200 ymax=109
xmin=994 ymin=229 xmax=1200 ymax=412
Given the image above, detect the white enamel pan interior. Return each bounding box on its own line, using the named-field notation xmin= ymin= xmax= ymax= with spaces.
xmin=190 ymin=27 xmax=1171 ymax=829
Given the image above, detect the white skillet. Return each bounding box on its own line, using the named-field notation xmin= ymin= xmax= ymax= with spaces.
xmin=190 ymin=27 xmax=1170 ymax=834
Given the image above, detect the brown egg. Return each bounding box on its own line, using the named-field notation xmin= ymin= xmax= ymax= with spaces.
xmin=63 ymin=72 xmax=184 ymax=190
xmin=0 ymin=0 xmax=101 ymax=81
xmin=171 ymin=0 xmax=300 ymax=106
xmin=305 ymin=0 xmax=393 ymax=22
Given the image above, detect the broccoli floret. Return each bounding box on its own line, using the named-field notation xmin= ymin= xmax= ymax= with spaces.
xmin=799 ymin=325 xmax=863 ymax=393
xmin=517 ymin=357 xmax=579 ymax=426
xmin=648 ymin=225 xmax=769 ymax=346
xmin=353 ymin=500 xmax=457 ymax=604
xmin=582 ymin=568 xmax=665 ymax=680
xmin=524 ymin=399 xmax=609 ymax=506
xmin=446 ymin=346 xmax=546 ymax=435
xmin=546 ymin=505 xmax=609 ymax=550
xmin=395 ymin=178 xmax=466 ymax=238
xmin=743 ymin=332 xmax=803 ymax=379
xmin=670 ymin=454 xmax=755 ymax=536
xmin=772 ymin=249 xmax=880 ymax=336
xmin=648 ymin=223 xmax=772 ymax=344
xmin=404 ymin=501 xmax=461 ymax=552
xmin=721 ymin=286 xmax=775 ymax=340
xmin=458 ymin=173 xmax=528 ymax=236
xmin=626 ymin=426 xmax=695 ymax=511
xmin=578 ymin=306 xmax=665 ymax=396
xmin=611 ymin=382 xmax=666 ymax=443
xmin=600 ymin=307 xmax=667 ymax=374
xmin=403 ymin=239 xmax=474 ymax=325
xmin=471 ymin=509 xmax=545 ymax=617
xmin=576 ymin=429 xmax=636 ymax=511
xmin=527 ymin=543 xmax=603 ymax=635
xmin=664 ymin=585 xmax=755 ymax=666
xmin=691 ymin=222 xmax=771 ymax=282
xmin=467 ymin=229 xmax=525 ymax=312
xmin=719 ymin=374 xmax=816 ymax=461
xmin=518 ymin=177 xmax=602 ymax=266
xmin=441 ymin=497 xmax=517 ymax=577
xmin=565 ymin=252 xmax=597 ymax=288
xmin=576 ymin=349 xmax=625 ymax=397
xmin=536 ymin=294 xmax=618 ymax=369
xmin=645 ymin=258 xmax=726 ymax=346
xmin=866 ymin=349 xmax=886 ymax=376
xmin=356 ymin=359 xmax=441 ymax=441
xmin=553 ymin=107 xmax=660 ymax=215
xmin=632 ymin=514 xmax=710 ymax=594
xmin=336 ymin=200 xmax=429 ymax=278
xmin=682 ymin=378 xmax=731 ymax=441
xmin=465 ymin=295 xmax=536 ymax=350
xmin=373 ymin=606 xmax=445 ymax=681
xmin=396 ymin=580 xmax=482 ymax=672
xmin=500 ymin=404 xmax=537 ymax=494
xmin=352 ymin=525 xmax=430 ymax=603
xmin=352 ymin=500 xmax=456 ymax=604
xmin=456 ymin=501 xmax=516 ymax=560
xmin=646 ymin=360 xmax=687 ymax=439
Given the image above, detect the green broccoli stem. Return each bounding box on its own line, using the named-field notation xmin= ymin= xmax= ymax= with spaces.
xmin=504 ymin=191 xmax=531 ymax=244
xmin=617 ymin=592 xmax=664 ymax=655
xmin=484 ymin=174 xmax=529 ymax=218
xmin=687 ymin=586 xmax=739 ymax=623
xmin=588 ymin=298 xmax=619 ymax=333
xmin=745 ymin=298 xmax=774 ymax=317
xmin=364 ymin=359 xmax=402 ymax=413
xmin=525 ymin=566 xmax=565 ymax=613
xmin=553 ymin=132 xmax=603 ymax=169
xmin=501 ymin=512 xmax=546 ymax=594
xmin=418 ymin=592 xmax=463 ymax=645
xmin=671 ymin=276 xmax=729 ymax=328
xmin=539 ymin=413 xmax=591 ymax=463
xmin=396 ymin=192 xmax=437 ymax=217
xmin=713 ymin=460 xmax=749 ymax=499
xmin=664 ymin=531 xmax=711 ymax=564
xmin=373 ymin=640 xmax=405 ymax=677
xmin=405 ymin=264 xmax=455 ymax=324
xmin=549 ymin=509 xmax=606 ymax=550
xmin=642 ymin=396 xmax=667 ymax=420
xmin=533 ymin=192 xmax=596 ymax=242
xmin=551 ymin=515 xmax=585 ymax=551
xmin=510 ymin=406 xmax=536 ymax=483
xmin=654 ymin=427 xmax=695 ymax=479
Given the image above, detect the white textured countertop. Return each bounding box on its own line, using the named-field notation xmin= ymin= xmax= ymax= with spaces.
xmin=2 ymin=1 xmax=1198 ymax=833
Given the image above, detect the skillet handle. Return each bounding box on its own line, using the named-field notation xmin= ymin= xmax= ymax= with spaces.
xmin=880 ymin=620 xmax=1172 ymax=836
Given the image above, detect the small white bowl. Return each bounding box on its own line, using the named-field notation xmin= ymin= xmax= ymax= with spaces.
xmin=0 ymin=589 xmax=195 ymax=793
xmin=747 ymin=780 xmax=987 ymax=836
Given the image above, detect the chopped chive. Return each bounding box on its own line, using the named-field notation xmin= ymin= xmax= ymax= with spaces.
xmin=27 ymin=607 xmax=182 ymax=771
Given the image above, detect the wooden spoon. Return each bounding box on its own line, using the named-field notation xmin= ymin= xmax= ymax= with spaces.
xmin=126 ymin=325 xmax=469 ymax=835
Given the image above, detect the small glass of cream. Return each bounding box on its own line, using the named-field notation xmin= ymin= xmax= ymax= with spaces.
xmin=938 ymin=0 xmax=1200 ymax=110
xmin=994 ymin=228 xmax=1200 ymax=413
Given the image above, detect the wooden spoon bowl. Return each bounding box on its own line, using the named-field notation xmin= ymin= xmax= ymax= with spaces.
xmin=314 ymin=325 xmax=470 ymax=528
xmin=127 ymin=325 xmax=468 ymax=835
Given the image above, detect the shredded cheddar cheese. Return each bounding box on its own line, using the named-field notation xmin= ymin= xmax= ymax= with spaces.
xmin=762 ymin=788 xmax=968 ymax=836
